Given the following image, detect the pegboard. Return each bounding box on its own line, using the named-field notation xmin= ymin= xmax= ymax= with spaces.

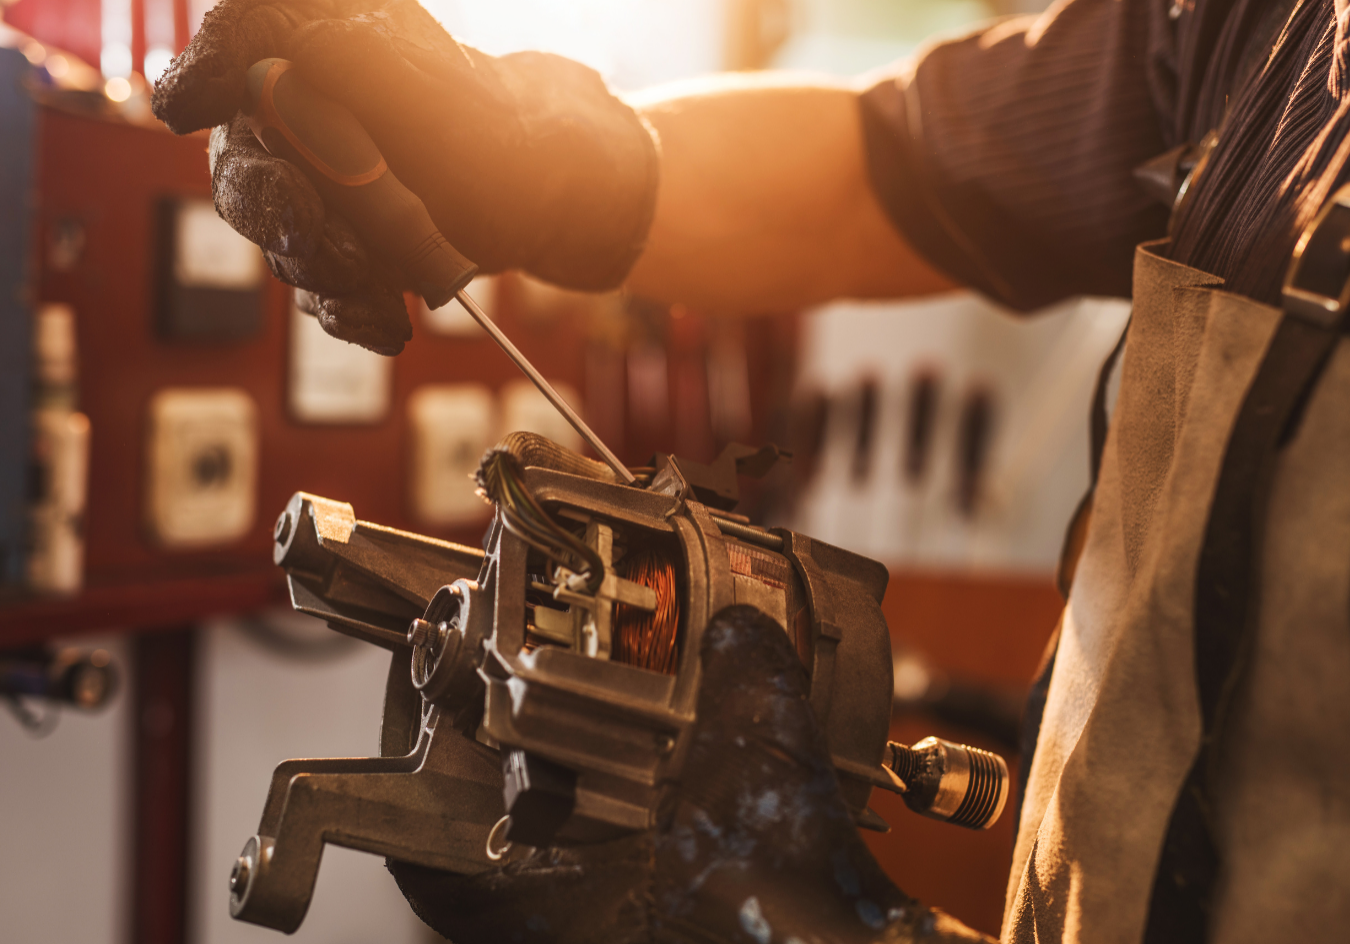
xmin=0 ymin=101 xmax=795 ymax=646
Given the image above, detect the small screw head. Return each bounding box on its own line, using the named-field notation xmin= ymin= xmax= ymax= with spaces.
xmin=407 ymin=618 xmax=434 ymax=648
xmin=230 ymin=854 xmax=252 ymax=896
xmin=656 ymin=734 xmax=676 ymax=754
xmin=273 ymin=512 xmax=292 ymax=544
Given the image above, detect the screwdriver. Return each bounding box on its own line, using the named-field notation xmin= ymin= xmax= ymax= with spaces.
xmin=242 ymin=58 xmax=635 ymax=485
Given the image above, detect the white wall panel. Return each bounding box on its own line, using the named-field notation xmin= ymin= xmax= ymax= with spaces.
xmin=193 ymin=615 xmax=433 ymax=944
xmin=790 ymin=292 xmax=1130 ymax=573
xmin=0 ymin=636 xmax=129 ymax=944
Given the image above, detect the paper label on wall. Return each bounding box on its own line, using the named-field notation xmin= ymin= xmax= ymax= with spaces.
xmin=420 ymin=275 xmax=497 ymax=335
xmin=500 ymin=378 xmax=583 ymax=452
xmin=408 ymin=384 xmax=496 ymax=526
xmin=145 ymin=387 xmax=258 ymax=548
xmin=27 ymin=408 xmax=89 ymax=594
xmin=288 ymin=302 xmax=393 ymax=424
xmin=173 ymin=200 xmax=263 ymax=290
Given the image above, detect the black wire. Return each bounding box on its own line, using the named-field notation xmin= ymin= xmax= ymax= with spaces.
xmin=479 ymin=451 xmax=605 ymax=593
xmin=501 ymin=464 xmax=604 ymax=591
xmin=493 ymin=469 xmax=570 ymax=554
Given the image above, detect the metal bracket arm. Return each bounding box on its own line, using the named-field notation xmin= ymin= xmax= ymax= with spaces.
xmin=228 ymin=717 xmax=504 ymax=933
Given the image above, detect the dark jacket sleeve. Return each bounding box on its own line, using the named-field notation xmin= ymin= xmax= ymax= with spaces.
xmin=860 ymin=0 xmax=1179 ymax=311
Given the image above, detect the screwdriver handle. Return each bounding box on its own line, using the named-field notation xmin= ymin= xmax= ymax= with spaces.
xmin=242 ymin=58 xmax=477 ymax=309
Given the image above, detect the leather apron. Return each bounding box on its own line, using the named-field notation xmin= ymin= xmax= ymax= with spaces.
xmin=1003 ymin=240 xmax=1350 ymax=943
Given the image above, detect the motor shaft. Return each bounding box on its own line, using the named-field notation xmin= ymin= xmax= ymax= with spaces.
xmin=882 ymin=736 xmax=1009 ymax=830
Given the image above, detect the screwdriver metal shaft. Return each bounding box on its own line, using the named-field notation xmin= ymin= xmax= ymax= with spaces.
xmin=455 ymin=289 xmax=636 ymax=485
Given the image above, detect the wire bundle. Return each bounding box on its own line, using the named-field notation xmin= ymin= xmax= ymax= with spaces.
xmin=475 ymin=450 xmax=604 ymax=594
xmin=614 ymin=550 xmax=680 ymax=674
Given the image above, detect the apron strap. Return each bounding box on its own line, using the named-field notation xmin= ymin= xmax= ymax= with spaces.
xmin=1054 ymin=322 xmax=1130 ymax=598
xmin=1018 ymin=321 xmax=1131 ymax=840
xmin=1143 ymin=185 xmax=1350 ymax=942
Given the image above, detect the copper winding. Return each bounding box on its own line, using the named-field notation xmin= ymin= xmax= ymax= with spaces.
xmin=614 ymin=550 xmax=679 ymax=674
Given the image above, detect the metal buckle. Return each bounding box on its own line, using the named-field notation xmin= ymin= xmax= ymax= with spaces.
xmin=1170 ymin=130 xmax=1219 ymax=232
xmin=1282 ymin=183 xmax=1350 ymax=328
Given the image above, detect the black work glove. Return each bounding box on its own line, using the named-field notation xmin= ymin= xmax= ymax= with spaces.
xmin=152 ymin=0 xmax=659 ymax=354
xmin=389 ymin=606 xmax=993 ymax=944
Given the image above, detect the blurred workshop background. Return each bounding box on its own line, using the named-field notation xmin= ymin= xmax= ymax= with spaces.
xmin=0 ymin=1 xmax=1126 ymax=942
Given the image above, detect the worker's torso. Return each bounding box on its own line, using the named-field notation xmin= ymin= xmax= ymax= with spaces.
xmin=1003 ymin=240 xmax=1350 ymax=943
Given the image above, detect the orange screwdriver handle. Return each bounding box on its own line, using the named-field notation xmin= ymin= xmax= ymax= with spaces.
xmin=243 ymin=58 xmax=477 ymax=309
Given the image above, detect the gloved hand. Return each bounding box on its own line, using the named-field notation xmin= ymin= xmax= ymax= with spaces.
xmin=389 ymin=606 xmax=994 ymax=944
xmin=152 ymin=0 xmax=659 ymax=354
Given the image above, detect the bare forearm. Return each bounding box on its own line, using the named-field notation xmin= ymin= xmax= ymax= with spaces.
xmin=625 ymin=72 xmax=954 ymax=313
